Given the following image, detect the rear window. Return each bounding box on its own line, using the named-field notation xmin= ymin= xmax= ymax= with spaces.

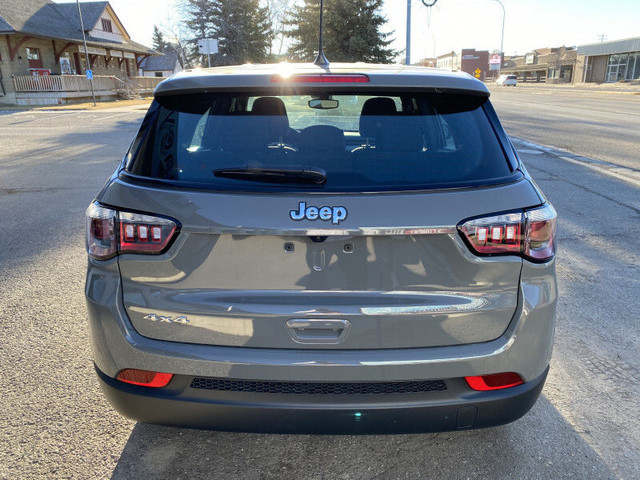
xmin=126 ymin=91 xmax=514 ymax=192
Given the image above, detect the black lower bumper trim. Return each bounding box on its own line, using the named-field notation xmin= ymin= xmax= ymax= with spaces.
xmin=96 ymin=366 xmax=548 ymax=434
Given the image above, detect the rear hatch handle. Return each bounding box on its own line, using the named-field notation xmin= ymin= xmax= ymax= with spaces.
xmin=285 ymin=319 xmax=351 ymax=344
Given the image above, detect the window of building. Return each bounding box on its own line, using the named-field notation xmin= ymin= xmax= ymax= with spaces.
xmin=26 ymin=47 xmax=43 ymax=68
xmin=606 ymin=52 xmax=640 ymax=82
xmin=155 ymin=72 xmax=163 ymax=77
xmin=102 ymin=19 xmax=113 ymax=33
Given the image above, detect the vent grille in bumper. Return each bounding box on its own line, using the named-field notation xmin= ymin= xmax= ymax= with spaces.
xmin=190 ymin=377 xmax=447 ymax=395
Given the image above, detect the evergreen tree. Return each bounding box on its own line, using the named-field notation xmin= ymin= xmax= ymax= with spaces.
xmin=211 ymin=0 xmax=272 ymax=65
xmin=285 ymin=0 xmax=395 ymax=63
xmin=152 ymin=25 xmax=169 ymax=53
xmin=183 ymin=0 xmax=215 ymax=42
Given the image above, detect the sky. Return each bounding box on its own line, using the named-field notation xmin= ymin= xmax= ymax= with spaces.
xmin=56 ymin=0 xmax=640 ymax=61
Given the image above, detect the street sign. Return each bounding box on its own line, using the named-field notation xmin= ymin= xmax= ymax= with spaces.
xmin=489 ymin=54 xmax=501 ymax=64
xmin=474 ymin=68 xmax=482 ymax=79
xmin=198 ymin=38 xmax=218 ymax=55
xmin=86 ymin=69 xmax=93 ymax=80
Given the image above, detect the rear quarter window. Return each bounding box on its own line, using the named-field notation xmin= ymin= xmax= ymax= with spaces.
xmin=126 ymin=91 xmax=515 ymax=192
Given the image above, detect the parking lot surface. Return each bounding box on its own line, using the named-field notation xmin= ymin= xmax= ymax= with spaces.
xmin=0 ymin=104 xmax=638 ymax=479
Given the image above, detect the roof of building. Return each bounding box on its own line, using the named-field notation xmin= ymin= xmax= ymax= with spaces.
xmin=578 ymin=36 xmax=640 ymax=57
xmin=54 ymin=1 xmax=109 ymax=32
xmin=140 ymin=51 xmax=180 ymax=71
xmin=155 ymin=63 xmax=489 ymax=96
xmin=0 ymin=0 xmax=153 ymax=54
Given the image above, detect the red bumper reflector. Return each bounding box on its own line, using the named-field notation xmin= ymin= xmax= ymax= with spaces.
xmin=465 ymin=372 xmax=524 ymax=391
xmin=116 ymin=369 xmax=173 ymax=388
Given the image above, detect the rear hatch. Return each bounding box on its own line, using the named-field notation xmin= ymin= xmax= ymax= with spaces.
xmin=104 ymin=87 xmax=542 ymax=349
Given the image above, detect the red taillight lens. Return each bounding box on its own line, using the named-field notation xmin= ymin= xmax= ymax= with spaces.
xmin=116 ymin=369 xmax=174 ymax=388
xmin=118 ymin=211 xmax=177 ymax=254
xmin=458 ymin=204 xmax=557 ymax=263
xmin=465 ymin=372 xmax=524 ymax=391
xmin=459 ymin=212 xmax=523 ymax=255
xmin=271 ymin=74 xmax=370 ymax=83
xmin=86 ymin=203 xmax=178 ymax=259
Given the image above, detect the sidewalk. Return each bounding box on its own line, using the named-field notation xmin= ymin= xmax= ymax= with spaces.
xmin=0 ymin=97 xmax=152 ymax=112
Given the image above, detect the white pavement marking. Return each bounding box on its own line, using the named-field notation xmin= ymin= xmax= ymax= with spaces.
xmin=99 ymin=112 xmax=135 ymax=121
xmin=558 ymin=156 xmax=640 ymax=188
xmin=513 ymin=137 xmax=640 ymax=189
xmin=517 ymin=148 xmax=544 ymax=155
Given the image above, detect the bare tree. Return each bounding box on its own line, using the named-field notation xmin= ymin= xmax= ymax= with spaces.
xmin=263 ymin=0 xmax=292 ymax=58
xmin=159 ymin=9 xmax=197 ymax=69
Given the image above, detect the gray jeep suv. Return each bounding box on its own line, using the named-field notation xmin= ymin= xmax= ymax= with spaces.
xmin=85 ymin=63 xmax=557 ymax=433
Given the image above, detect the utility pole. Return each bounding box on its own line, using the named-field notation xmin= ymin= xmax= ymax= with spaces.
xmin=76 ymin=0 xmax=96 ymax=106
xmin=406 ymin=1 xmax=439 ymax=66
xmin=405 ymin=0 xmax=411 ymax=65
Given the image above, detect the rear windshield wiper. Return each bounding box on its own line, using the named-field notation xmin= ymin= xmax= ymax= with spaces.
xmin=213 ymin=166 xmax=327 ymax=185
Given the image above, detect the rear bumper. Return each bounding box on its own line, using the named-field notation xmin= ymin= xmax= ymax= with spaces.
xmin=96 ymin=365 xmax=548 ymax=434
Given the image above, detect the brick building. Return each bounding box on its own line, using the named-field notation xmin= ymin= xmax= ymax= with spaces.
xmin=502 ymin=46 xmax=577 ymax=84
xmin=436 ymin=49 xmax=489 ymax=81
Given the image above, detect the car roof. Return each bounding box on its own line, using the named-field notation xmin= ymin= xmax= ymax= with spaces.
xmin=154 ymin=62 xmax=490 ymax=96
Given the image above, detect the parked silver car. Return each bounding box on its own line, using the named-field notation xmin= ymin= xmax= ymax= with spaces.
xmin=86 ymin=63 xmax=557 ymax=433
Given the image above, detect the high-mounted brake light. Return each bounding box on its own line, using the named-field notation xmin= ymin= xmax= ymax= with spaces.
xmin=86 ymin=203 xmax=179 ymax=260
xmin=465 ymin=372 xmax=524 ymax=391
xmin=271 ymin=74 xmax=370 ymax=83
xmin=116 ymin=369 xmax=174 ymax=388
xmin=458 ymin=204 xmax=556 ymax=262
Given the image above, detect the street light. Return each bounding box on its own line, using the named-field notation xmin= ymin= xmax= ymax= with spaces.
xmin=488 ymin=0 xmax=505 ymax=74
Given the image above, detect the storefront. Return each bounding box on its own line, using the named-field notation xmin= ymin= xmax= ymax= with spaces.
xmin=577 ymin=37 xmax=640 ymax=83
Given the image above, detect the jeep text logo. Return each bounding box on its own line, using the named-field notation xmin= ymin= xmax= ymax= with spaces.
xmin=289 ymin=202 xmax=348 ymax=225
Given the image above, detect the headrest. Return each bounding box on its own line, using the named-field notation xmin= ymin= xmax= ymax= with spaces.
xmin=298 ymin=125 xmax=345 ymax=152
xmin=252 ymin=96 xmax=288 ymax=116
xmin=250 ymin=96 xmax=289 ymax=138
xmin=359 ymin=97 xmax=397 ymax=139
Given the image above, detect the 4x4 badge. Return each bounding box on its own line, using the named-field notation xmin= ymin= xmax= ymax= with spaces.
xmin=143 ymin=313 xmax=189 ymax=325
xmin=290 ymin=202 xmax=347 ymax=225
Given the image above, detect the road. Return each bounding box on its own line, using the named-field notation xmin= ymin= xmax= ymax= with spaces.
xmin=489 ymin=86 xmax=640 ymax=170
xmin=0 ymin=104 xmax=638 ymax=479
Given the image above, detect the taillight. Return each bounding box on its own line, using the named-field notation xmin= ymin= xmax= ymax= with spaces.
xmin=524 ymin=204 xmax=557 ymax=262
xmin=86 ymin=203 xmax=178 ymax=260
xmin=465 ymin=372 xmax=524 ymax=391
xmin=458 ymin=204 xmax=556 ymax=263
xmin=119 ymin=211 xmax=177 ymax=254
xmin=271 ymin=74 xmax=370 ymax=83
xmin=116 ymin=369 xmax=174 ymax=388
xmin=86 ymin=203 xmax=117 ymax=259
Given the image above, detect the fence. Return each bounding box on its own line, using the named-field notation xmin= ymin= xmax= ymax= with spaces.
xmin=13 ymin=75 xmax=120 ymax=93
xmin=12 ymin=75 xmax=164 ymax=94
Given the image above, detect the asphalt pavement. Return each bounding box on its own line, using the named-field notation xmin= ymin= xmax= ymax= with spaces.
xmin=0 ymin=101 xmax=638 ymax=480
xmin=489 ymin=85 xmax=640 ymax=170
